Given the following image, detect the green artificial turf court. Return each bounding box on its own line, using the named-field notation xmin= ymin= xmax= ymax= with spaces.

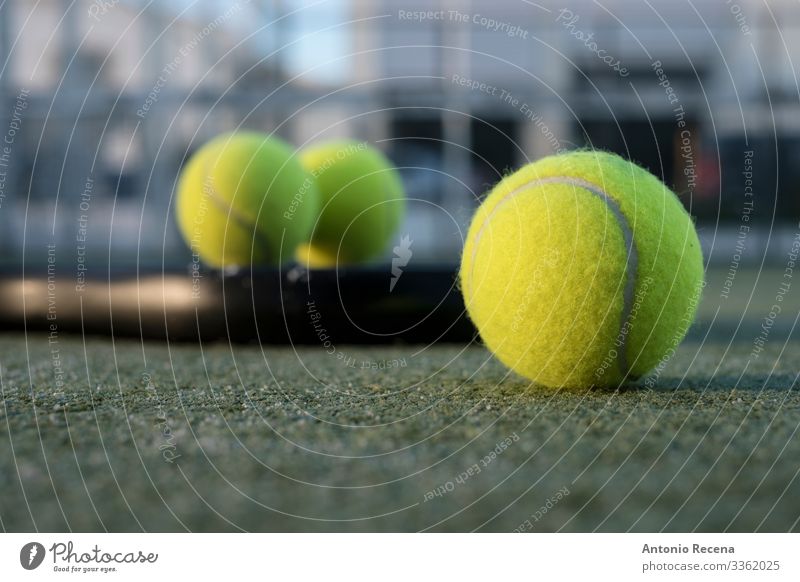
xmin=1 ymin=266 xmax=799 ymax=532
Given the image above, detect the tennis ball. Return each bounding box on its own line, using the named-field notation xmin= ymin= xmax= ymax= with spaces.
xmin=459 ymin=150 xmax=704 ymax=389
xmin=176 ymin=132 xmax=317 ymax=268
xmin=296 ymin=140 xmax=405 ymax=267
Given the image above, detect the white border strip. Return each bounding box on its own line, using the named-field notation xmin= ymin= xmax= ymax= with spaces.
xmin=1 ymin=533 xmax=796 ymax=580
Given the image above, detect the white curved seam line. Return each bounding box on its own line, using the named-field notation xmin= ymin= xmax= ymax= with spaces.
xmin=202 ymin=166 xmax=273 ymax=262
xmin=468 ymin=175 xmax=638 ymax=379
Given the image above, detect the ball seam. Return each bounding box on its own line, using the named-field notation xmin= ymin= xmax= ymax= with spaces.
xmin=202 ymin=158 xmax=274 ymax=263
xmin=467 ymin=175 xmax=639 ymax=382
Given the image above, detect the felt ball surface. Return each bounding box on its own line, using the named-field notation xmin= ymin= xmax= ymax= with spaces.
xmin=297 ymin=140 xmax=405 ymax=267
xmin=176 ymin=132 xmax=317 ymax=268
xmin=459 ymin=150 xmax=704 ymax=389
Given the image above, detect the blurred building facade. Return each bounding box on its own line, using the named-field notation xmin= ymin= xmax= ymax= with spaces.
xmin=0 ymin=0 xmax=798 ymax=265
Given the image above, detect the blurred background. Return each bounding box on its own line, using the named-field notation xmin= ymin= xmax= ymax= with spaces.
xmin=0 ymin=0 xmax=796 ymax=268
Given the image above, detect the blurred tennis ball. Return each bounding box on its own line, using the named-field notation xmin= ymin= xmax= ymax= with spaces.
xmin=460 ymin=150 xmax=704 ymax=389
xmin=176 ymin=132 xmax=318 ymax=268
xmin=295 ymin=140 xmax=405 ymax=268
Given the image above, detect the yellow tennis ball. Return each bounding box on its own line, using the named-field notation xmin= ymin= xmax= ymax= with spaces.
xmin=176 ymin=132 xmax=317 ymax=268
xmin=294 ymin=242 xmax=339 ymax=269
xmin=296 ymin=140 xmax=405 ymax=267
xmin=459 ymin=150 xmax=704 ymax=389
